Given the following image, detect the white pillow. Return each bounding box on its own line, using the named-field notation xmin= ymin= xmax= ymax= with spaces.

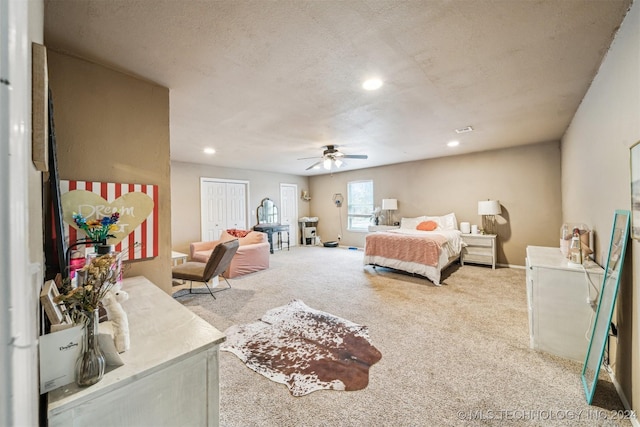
xmin=440 ymin=213 xmax=458 ymax=230
xmin=400 ymin=216 xmax=427 ymax=229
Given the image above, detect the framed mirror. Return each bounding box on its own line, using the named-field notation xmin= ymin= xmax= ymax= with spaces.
xmin=581 ymin=209 xmax=630 ymax=404
xmin=257 ymin=198 xmax=278 ymax=224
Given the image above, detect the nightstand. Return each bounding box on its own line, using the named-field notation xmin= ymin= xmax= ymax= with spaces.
xmin=460 ymin=234 xmax=497 ymax=269
xmin=368 ymin=225 xmax=400 ymax=232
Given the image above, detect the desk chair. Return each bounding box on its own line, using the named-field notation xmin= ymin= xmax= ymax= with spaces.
xmin=172 ymin=239 xmax=239 ymax=299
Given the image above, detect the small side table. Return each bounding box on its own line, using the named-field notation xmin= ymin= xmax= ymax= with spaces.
xmin=460 ymin=234 xmax=497 ymax=269
xmin=171 ymin=251 xmax=188 ymax=266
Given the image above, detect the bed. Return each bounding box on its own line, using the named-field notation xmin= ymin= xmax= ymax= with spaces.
xmin=363 ymin=213 xmax=464 ymax=285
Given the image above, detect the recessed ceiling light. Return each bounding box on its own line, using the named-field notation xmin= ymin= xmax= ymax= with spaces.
xmin=362 ymin=78 xmax=383 ymax=91
xmin=447 ymin=140 xmax=460 ymax=147
xmin=204 ymin=148 xmax=216 ymax=155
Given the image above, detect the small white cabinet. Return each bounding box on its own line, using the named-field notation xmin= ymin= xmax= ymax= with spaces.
xmin=526 ymin=246 xmax=604 ymax=362
xmin=299 ymin=218 xmax=319 ymax=246
xmin=460 ymin=234 xmax=497 ymax=269
xmin=47 ymin=276 xmax=225 ymax=426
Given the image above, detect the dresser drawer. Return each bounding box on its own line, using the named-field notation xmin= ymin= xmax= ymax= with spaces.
xmin=462 ymin=246 xmax=492 ymax=256
xmin=461 ymin=253 xmax=493 ymax=265
xmin=462 ymin=235 xmax=493 ymax=247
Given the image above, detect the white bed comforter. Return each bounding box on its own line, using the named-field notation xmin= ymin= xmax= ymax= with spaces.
xmin=363 ymin=228 xmax=463 ymax=285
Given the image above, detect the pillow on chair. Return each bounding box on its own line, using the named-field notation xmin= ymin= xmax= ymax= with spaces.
xmin=226 ymin=229 xmax=251 ymax=238
xmin=218 ymin=230 xmax=236 ymax=243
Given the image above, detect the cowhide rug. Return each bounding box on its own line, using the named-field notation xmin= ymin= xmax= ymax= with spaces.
xmin=221 ymin=299 xmax=382 ymax=396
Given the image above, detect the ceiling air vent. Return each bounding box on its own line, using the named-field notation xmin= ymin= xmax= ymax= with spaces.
xmin=455 ymin=126 xmax=474 ymax=134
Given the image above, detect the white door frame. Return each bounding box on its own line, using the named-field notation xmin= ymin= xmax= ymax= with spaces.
xmin=200 ymin=178 xmax=250 ymax=240
xmin=2 ymin=0 xmax=39 ymax=424
xmin=280 ymin=183 xmax=298 ymax=247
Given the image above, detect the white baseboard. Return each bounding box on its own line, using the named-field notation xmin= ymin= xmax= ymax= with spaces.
xmin=605 ymin=365 xmax=639 ymax=426
xmin=497 ymin=263 xmax=526 ymax=269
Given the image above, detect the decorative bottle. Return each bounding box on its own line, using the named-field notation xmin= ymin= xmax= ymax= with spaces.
xmin=568 ymin=228 xmax=583 ymax=265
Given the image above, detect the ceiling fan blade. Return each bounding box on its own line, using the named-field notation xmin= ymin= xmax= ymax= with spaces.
xmin=297 ymin=156 xmax=322 ymax=160
xmin=342 ymin=154 xmax=368 ymax=159
xmin=306 ymin=160 xmax=323 ymax=170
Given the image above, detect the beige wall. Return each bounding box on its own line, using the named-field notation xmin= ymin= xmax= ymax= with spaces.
xmin=46 ymin=51 xmax=173 ymax=293
xmin=309 ymin=141 xmax=562 ymax=266
xmin=171 ymin=161 xmax=309 ymax=255
xmin=562 ymin=1 xmax=639 ymax=415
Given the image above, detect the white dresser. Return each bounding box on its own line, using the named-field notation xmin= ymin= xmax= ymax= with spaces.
xmin=525 ymin=246 xmax=604 ymax=362
xmin=47 ymin=276 xmax=225 ymax=426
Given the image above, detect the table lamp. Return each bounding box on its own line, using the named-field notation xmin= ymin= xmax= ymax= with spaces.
xmin=382 ymin=199 xmax=398 ymax=226
xmin=478 ymin=200 xmax=501 ymax=235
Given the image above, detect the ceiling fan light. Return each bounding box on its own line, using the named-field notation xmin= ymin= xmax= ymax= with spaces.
xmin=323 ymin=158 xmax=332 ymax=170
xmin=363 ymin=78 xmax=383 ymax=91
xmin=334 ymin=159 xmax=343 ymax=168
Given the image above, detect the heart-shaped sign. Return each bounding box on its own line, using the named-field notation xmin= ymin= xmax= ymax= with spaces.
xmin=61 ymin=190 xmax=155 ymax=245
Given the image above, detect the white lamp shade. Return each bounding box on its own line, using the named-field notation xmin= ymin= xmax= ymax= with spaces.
xmin=478 ymin=200 xmax=502 ymax=215
xmin=381 ymin=199 xmax=398 ymax=210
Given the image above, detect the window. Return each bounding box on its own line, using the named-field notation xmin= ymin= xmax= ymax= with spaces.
xmin=347 ymin=180 xmax=373 ymax=231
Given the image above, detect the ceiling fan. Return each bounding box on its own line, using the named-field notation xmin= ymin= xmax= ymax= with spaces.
xmin=299 ymin=145 xmax=368 ymax=171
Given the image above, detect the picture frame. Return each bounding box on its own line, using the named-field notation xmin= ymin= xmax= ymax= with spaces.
xmin=59 ymin=180 xmax=159 ymax=261
xmin=630 ymin=141 xmax=640 ymax=239
xmin=40 ymin=280 xmax=70 ymax=326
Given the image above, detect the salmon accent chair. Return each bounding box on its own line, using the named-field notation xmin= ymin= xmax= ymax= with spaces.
xmin=190 ymin=230 xmax=270 ymax=278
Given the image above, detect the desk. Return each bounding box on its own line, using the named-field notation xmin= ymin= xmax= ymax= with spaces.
xmin=253 ymin=223 xmax=289 ymax=253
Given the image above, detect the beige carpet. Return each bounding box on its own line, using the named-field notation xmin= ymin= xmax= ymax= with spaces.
xmin=177 ymin=246 xmax=631 ymax=426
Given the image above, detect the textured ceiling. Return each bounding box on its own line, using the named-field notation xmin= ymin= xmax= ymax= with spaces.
xmin=43 ymin=0 xmax=631 ymax=176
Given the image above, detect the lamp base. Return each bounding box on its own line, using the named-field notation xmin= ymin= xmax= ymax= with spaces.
xmin=482 ymin=215 xmax=498 ymax=235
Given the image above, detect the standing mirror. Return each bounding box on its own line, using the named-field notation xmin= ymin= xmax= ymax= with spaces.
xmin=581 ymin=209 xmax=630 ymax=404
xmin=257 ymin=198 xmax=278 ymax=224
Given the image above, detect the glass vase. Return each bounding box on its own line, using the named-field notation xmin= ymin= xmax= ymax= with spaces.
xmin=83 ymin=246 xmax=123 ymax=288
xmin=75 ymin=309 xmax=106 ymax=387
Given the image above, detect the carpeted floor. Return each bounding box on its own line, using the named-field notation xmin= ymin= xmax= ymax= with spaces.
xmin=176 ymin=246 xmax=632 ymax=426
